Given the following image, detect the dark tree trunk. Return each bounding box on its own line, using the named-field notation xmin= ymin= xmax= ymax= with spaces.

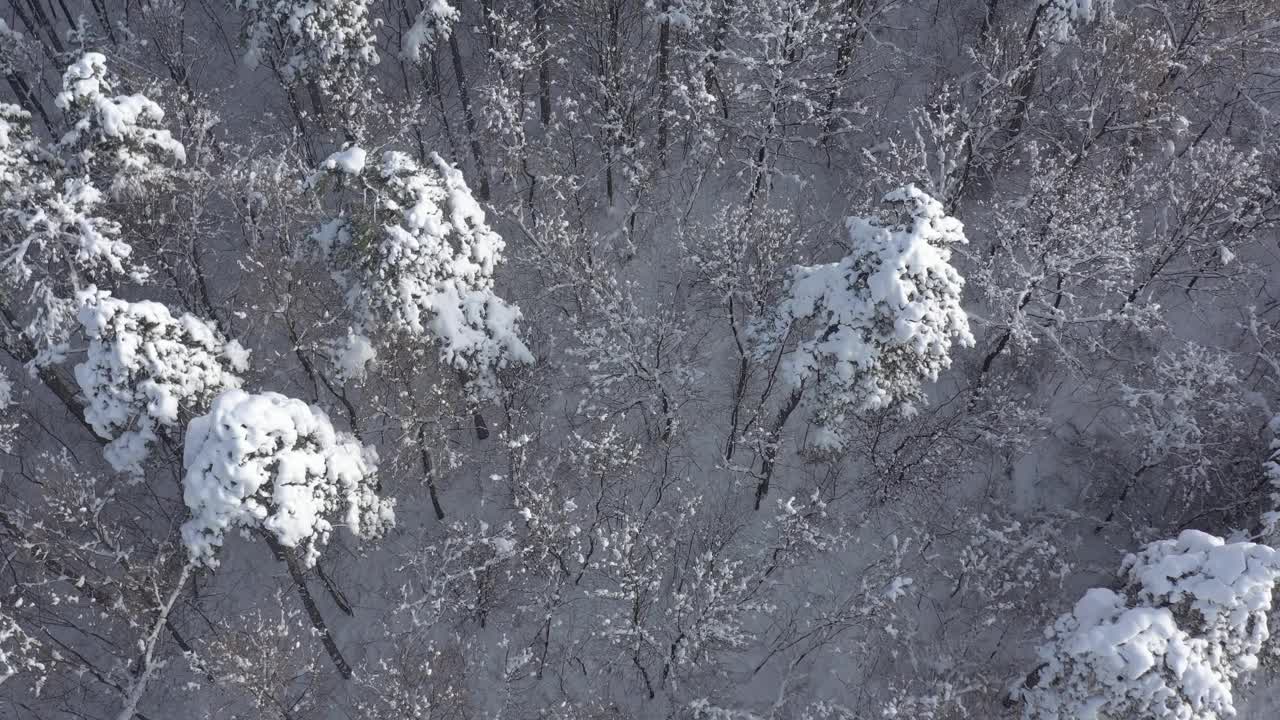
xmin=756 ymin=387 xmax=803 ymax=510
xmin=262 ymin=534 xmax=353 ymax=680
xmin=656 ymin=1 xmax=672 ymax=163
xmin=449 ymin=32 xmax=492 ymax=201
xmin=534 ymin=0 xmax=552 ymax=124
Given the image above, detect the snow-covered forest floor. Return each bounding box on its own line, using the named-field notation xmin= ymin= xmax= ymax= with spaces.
xmin=4 ymin=1 xmax=1280 ymax=718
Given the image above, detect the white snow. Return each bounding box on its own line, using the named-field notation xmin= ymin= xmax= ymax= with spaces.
xmin=74 ymin=289 xmax=246 ymax=476
xmin=321 ymin=146 xmax=367 ymax=175
xmin=401 ymin=0 xmax=459 ymax=60
xmin=328 ymin=329 xmax=377 ymax=381
xmin=756 ymin=185 xmax=973 ymax=450
xmin=55 ymin=53 xmax=187 ymax=170
xmin=181 ymin=389 xmax=395 ymax=568
xmin=1022 ymin=529 xmax=1280 ymax=720
xmin=311 ymin=147 xmax=533 ymax=398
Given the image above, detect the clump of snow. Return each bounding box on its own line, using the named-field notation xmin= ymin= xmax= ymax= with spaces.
xmin=0 ymin=101 xmax=25 ymax=149
xmin=74 ymin=289 xmax=247 ymax=477
xmin=321 ymin=146 xmax=366 ymax=175
xmin=325 ymin=328 xmax=377 ymax=382
xmin=181 ymin=389 xmax=395 ymax=568
xmin=401 ymin=0 xmax=459 ymax=61
xmin=754 ymin=185 xmax=973 ymax=450
xmin=1021 ymin=529 xmax=1280 ymax=720
xmin=311 ymin=147 xmax=533 ymax=398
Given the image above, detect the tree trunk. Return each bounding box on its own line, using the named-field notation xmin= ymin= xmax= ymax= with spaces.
xmin=656 ymin=1 xmax=672 ymax=164
xmin=824 ymin=0 xmax=869 ymax=136
xmin=5 ymin=72 xmax=52 ymax=132
xmin=449 ymin=33 xmax=491 ymax=201
xmin=756 ymin=387 xmax=803 ymax=510
xmin=419 ymin=425 xmax=447 ymax=520
xmin=19 ymin=0 xmax=66 ymax=55
xmin=0 ymin=305 xmax=102 ymax=441
xmin=534 ymin=0 xmax=552 ymax=124
xmin=263 ymin=534 xmax=353 ymax=679
xmin=115 ymin=563 xmax=193 ymax=720
xmin=703 ymin=0 xmax=735 ymax=120
xmin=1004 ymin=5 xmax=1046 ymax=139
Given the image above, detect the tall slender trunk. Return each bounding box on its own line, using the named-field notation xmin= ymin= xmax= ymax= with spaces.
xmin=602 ymin=1 xmax=623 ymax=204
xmin=0 ymin=305 xmax=101 ymax=440
xmin=263 ymin=534 xmax=353 ymax=679
xmin=534 ymin=0 xmax=552 ymax=124
xmin=115 ymin=563 xmax=193 ymax=720
xmin=756 ymin=386 xmax=803 ymax=510
xmin=656 ymin=1 xmax=672 ymax=164
xmin=19 ymin=0 xmax=66 ymax=55
xmin=449 ymin=33 xmax=491 ymax=201
xmin=480 ymin=0 xmax=501 ymax=53
xmin=824 ymin=0 xmax=869 ymax=136
xmin=1005 ymin=5 xmax=1046 ymax=139
xmin=703 ymin=0 xmax=735 ymax=119
xmin=724 ymin=295 xmax=751 ymax=460
xmin=419 ymin=426 xmax=447 ymax=520
xmin=6 ymin=73 xmax=52 ymax=131
xmin=88 ymin=0 xmax=116 ymax=45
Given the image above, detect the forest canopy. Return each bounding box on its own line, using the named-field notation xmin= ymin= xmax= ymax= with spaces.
xmin=3 ymin=1 xmax=1280 ymax=719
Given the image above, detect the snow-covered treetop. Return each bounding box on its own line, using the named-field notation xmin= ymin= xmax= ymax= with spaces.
xmin=401 ymin=0 xmax=459 ymax=62
xmin=2 ymin=100 xmax=132 ymax=365
xmin=237 ymin=0 xmax=380 ymax=113
xmin=311 ymin=147 xmax=533 ymax=396
xmin=54 ymin=52 xmax=187 ymax=196
xmin=181 ymin=389 xmax=395 ymax=568
xmin=1040 ymin=0 xmax=1115 ymax=44
xmin=1022 ymin=529 xmax=1280 ymax=720
xmin=74 ymin=289 xmax=248 ymax=477
xmin=2 ymin=55 xmax=185 ymax=366
xmin=756 ymin=185 xmax=973 ymax=450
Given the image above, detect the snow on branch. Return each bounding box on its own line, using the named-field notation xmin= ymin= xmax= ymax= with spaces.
xmin=1 ymin=54 xmax=185 ymax=366
xmin=311 ymin=147 xmax=533 ymax=397
xmin=1039 ymin=0 xmax=1116 ymax=44
xmin=0 ymin=609 xmax=42 ymax=688
xmin=1 ymin=100 xmax=132 ymax=297
xmin=54 ymin=52 xmax=187 ymax=196
xmin=755 ymin=185 xmax=973 ymax=450
xmin=401 ymin=0 xmax=459 ymax=61
xmin=74 ymin=289 xmax=248 ymax=476
xmin=237 ymin=0 xmax=380 ymax=83
xmin=181 ymin=389 xmax=395 ymax=568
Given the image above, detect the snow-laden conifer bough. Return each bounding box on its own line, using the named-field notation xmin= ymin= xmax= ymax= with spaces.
xmin=1018 ymin=420 xmax=1280 ymax=720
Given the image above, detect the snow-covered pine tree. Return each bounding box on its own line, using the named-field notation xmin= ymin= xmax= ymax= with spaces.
xmin=308 ymin=146 xmax=533 ymax=400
